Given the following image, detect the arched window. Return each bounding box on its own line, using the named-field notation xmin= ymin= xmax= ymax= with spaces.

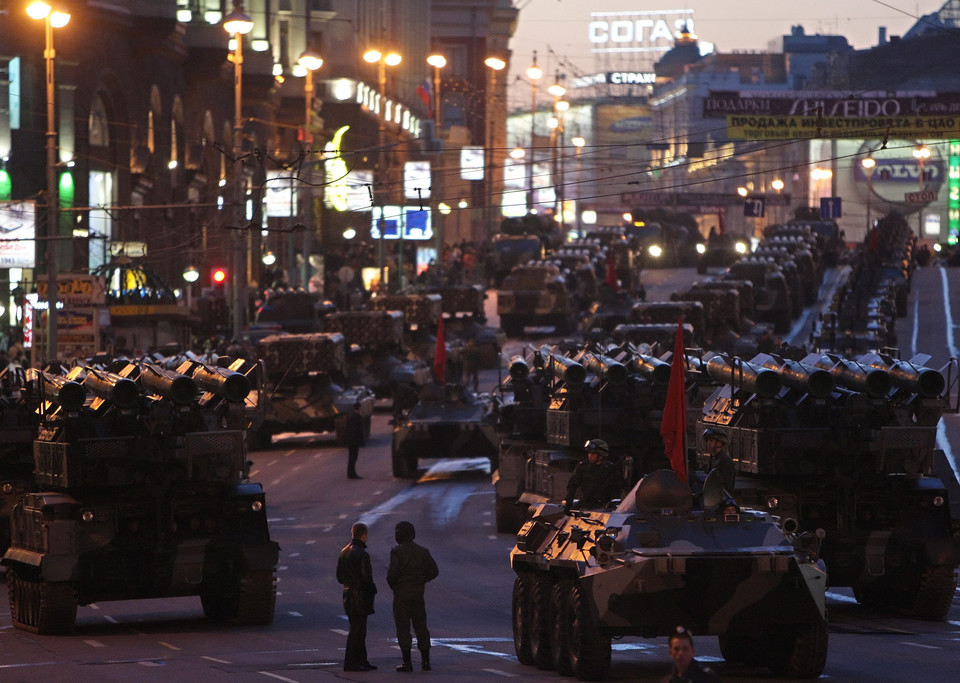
xmin=148 ymin=85 xmax=162 ymax=154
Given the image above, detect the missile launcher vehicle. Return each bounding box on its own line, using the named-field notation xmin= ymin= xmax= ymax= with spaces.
xmin=699 ymin=350 xmax=960 ymax=619
xmin=510 ymin=469 xmax=829 ymax=680
xmin=2 ymin=357 xmax=279 ymax=634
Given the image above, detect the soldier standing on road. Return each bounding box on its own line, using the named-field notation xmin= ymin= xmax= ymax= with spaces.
xmin=336 ymin=522 xmax=378 ymax=672
xmin=702 ymin=428 xmax=735 ymax=494
xmin=662 ymin=627 xmax=721 ymax=682
xmin=345 ymin=402 xmax=365 ymax=480
xmin=387 ymin=521 xmax=440 ymax=672
xmin=563 ymin=438 xmax=624 ymax=510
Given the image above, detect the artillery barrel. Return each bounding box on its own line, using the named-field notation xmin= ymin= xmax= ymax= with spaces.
xmin=140 ymin=364 xmax=199 ymax=405
xmin=811 ymin=356 xmax=892 ymax=398
xmin=755 ymin=354 xmax=834 ymax=398
xmin=870 ymin=358 xmax=946 ymax=398
xmin=582 ymin=353 xmax=628 ymax=385
xmin=705 ymin=355 xmax=781 ymax=398
xmin=508 ymin=356 xmax=530 ymax=381
xmin=40 ymin=373 xmax=87 ymax=412
xmin=536 ymin=348 xmax=586 ymax=386
xmin=187 ymin=363 xmax=252 ymax=402
xmin=630 ymin=353 xmax=672 ymax=386
xmin=82 ymin=370 xmax=141 ymax=409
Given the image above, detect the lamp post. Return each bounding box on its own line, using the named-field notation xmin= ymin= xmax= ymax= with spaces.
xmin=547 ymin=78 xmax=565 ymax=230
xmin=223 ymin=3 xmax=253 ymax=341
xmin=771 ymin=178 xmax=784 ymax=225
xmin=555 ymin=98 xmax=568 ymax=232
xmin=571 ymin=134 xmax=585 ymax=237
xmin=364 ymin=46 xmax=401 ymax=291
xmin=426 ymin=54 xmax=445 ymax=129
xmin=913 ymin=144 xmax=930 ymax=238
xmin=484 ymin=57 xmax=505 ymax=242
xmin=27 ymin=1 xmax=70 ymax=363
xmin=861 ymin=157 xmax=876 ymax=233
xmin=297 ymin=49 xmax=322 ymax=291
xmin=526 ymin=53 xmax=542 ymax=212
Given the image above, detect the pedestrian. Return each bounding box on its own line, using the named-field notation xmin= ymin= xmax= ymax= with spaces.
xmin=345 ymin=402 xmax=366 ymax=480
xmin=336 ymin=522 xmax=378 ymax=672
xmin=702 ymin=428 xmax=735 ymax=493
xmin=387 ymin=520 xmax=439 ymax=672
xmin=563 ymin=438 xmax=624 ymax=511
xmin=662 ymin=627 xmax=721 ymax=682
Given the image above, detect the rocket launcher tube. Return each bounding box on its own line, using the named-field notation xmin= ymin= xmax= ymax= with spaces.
xmin=40 ymin=373 xmax=87 ymax=412
xmin=630 ymin=353 xmax=672 ymax=386
xmin=582 ymin=353 xmax=628 ymax=385
xmin=140 ymin=364 xmax=199 ymax=405
xmin=82 ymin=369 xmax=141 ymax=409
xmin=705 ymin=355 xmax=782 ymax=398
xmin=810 ymin=355 xmax=892 ymax=398
xmin=866 ymin=356 xmax=946 ymax=398
xmin=753 ymin=353 xmax=835 ymax=398
xmin=187 ymin=362 xmax=252 ymax=403
xmin=508 ymin=356 xmax=530 ymax=381
xmin=536 ymin=347 xmax=586 ymax=386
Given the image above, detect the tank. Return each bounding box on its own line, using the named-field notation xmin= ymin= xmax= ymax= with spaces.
xmin=391 ymin=382 xmax=498 ymax=478
xmin=254 ymin=333 xmax=375 ymax=448
xmin=699 ymin=349 xmax=960 ymax=619
xmin=510 ymin=469 xmax=829 ymax=680
xmin=2 ymin=358 xmax=280 ymax=634
xmin=497 ymin=263 xmax=575 ymax=336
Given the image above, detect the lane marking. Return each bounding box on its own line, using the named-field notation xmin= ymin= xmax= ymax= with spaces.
xmin=484 ymin=670 xmax=518 ymax=677
xmin=139 ymin=661 xmax=165 ymax=667
xmin=104 ymin=615 xmax=119 ymax=624
xmin=900 ymin=641 xmax=940 ymax=649
xmin=84 ymin=640 xmax=106 ymax=648
xmin=331 ymin=628 xmax=349 ymax=636
xmin=826 ymin=591 xmax=858 ymax=604
xmin=288 ymin=552 xmax=300 ymax=558
xmin=305 ymin=539 xmax=316 ymax=545
xmin=202 ymin=656 xmax=232 ymax=664
xmin=158 ymin=641 xmax=182 ymax=651
xmin=259 ymin=673 xmax=300 ymax=682
xmin=288 ymin=611 xmax=303 ymax=617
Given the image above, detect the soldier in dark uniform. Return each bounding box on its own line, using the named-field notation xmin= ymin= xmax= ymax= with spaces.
xmin=563 ymin=438 xmax=624 ymax=510
xmin=387 ymin=521 xmax=440 ymax=672
xmin=336 ymin=522 xmax=378 ymax=672
xmin=344 ymin=402 xmax=365 ymax=479
xmin=702 ymin=427 xmax=735 ymax=494
xmin=662 ymin=627 xmax=721 ymax=682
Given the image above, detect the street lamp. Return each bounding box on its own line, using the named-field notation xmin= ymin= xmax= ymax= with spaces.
xmin=771 ymin=178 xmax=784 ymax=225
xmin=222 ymin=2 xmax=253 ymax=341
xmin=484 ymin=56 xmax=506 ymax=241
xmin=426 ymin=54 xmax=445 ymax=128
xmin=526 ymin=53 xmax=543 ymax=212
xmin=297 ymin=49 xmax=322 ymax=290
xmin=547 ymin=78 xmax=565 ymax=229
xmin=27 ymin=1 xmax=70 ymax=363
xmin=861 ymin=157 xmax=876 ymax=233
xmin=913 ymin=144 xmax=930 ymax=237
xmin=364 ymin=46 xmax=402 ymax=290
xmin=554 ymin=99 xmax=569 ymax=230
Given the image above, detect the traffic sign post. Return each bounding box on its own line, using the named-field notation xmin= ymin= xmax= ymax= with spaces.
xmin=820 ymin=197 xmax=842 ymax=219
xmin=743 ymin=196 xmax=765 ymax=218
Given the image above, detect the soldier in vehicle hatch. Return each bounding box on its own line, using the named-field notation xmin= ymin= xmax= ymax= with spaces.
xmin=563 ymin=438 xmax=624 ymax=510
xmin=701 ymin=428 xmax=735 ymax=494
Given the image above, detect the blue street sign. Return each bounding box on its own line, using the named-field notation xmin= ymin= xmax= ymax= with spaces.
xmin=820 ymin=197 xmax=842 ymax=218
xmin=743 ymin=196 xmax=765 ymax=218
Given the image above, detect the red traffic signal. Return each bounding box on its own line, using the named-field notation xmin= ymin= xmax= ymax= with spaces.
xmin=211 ymin=267 xmax=227 ymax=285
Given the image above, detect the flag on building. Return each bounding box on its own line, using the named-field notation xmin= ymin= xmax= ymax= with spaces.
xmin=660 ymin=319 xmax=688 ymax=482
xmin=433 ymin=316 xmax=447 ymax=383
xmin=417 ymin=78 xmax=432 ymax=116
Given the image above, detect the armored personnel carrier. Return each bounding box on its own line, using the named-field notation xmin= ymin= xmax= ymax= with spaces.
xmin=2 ymin=358 xmax=279 ymax=634
xmin=391 ymin=382 xmax=498 ymax=478
xmin=0 ymin=366 xmax=40 ymax=553
xmin=255 ymin=333 xmax=374 ymax=447
xmin=511 ymin=469 xmax=829 ymax=680
xmin=497 ymin=263 xmax=575 ymax=336
xmin=699 ymin=350 xmax=960 ymax=619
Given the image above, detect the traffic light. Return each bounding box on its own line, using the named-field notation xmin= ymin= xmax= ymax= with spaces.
xmin=211 ymin=267 xmax=227 ymax=295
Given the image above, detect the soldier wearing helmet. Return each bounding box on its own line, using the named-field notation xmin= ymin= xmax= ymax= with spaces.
xmin=563 ymin=438 xmax=624 ymax=510
xmin=702 ymin=428 xmax=735 ymax=493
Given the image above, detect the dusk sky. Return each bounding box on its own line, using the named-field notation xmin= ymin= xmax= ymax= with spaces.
xmin=506 ymin=0 xmax=948 ymax=108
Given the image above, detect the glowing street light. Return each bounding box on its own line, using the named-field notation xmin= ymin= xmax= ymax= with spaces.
xmin=426 ymin=54 xmax=446 ymax=128
xmin=913 ymin=145 xmax=931 ymax=237
xmin=525 ymin=53 xmax=543 ymax=211
xmin=484 ymin=56 xmax=506 ymax=239
xmin=861 ymin=156 xmax=876 ymax=232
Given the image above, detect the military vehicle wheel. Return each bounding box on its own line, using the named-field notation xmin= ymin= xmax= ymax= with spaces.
xmin=550 ymin=580 xmax=574 ymax=676
xmin=202 ymin=568 xmax=277 ymax=625
xmin=495 ymin=497 xmax=526 ymax=534
xmin=566 ymin=582 xmax=611 ymax=681
xmin=768 ymin=620 xmax=828 ymax=679
xmin=529 ymin=573 xmax=554 ymax=669
xmin=391 ymin=446 xmax=417 ymax=478
xmin=255 ymin=427 xmax=273 ymax=450
xmin=512 ymin=574 xmax=534 ymax=665
xmin=7 ymin=569 xmax=77 ymax=634
xmin=910 ymin=564 xmax=957 ymax=620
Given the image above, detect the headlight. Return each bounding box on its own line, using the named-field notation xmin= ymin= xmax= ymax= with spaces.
xmin=735 ymin=241 xmax=748 ymax=254
xmin=648 ymin=244 xmax=663 ymax=258
xmin=81 ymin=510 xmax=95 ymax=522
xmin=766 ymin=496 xmax=780 ymax=510
xmin=251 ymin=500 xmax=264 ymax=512
xmin=933 ymin=495 xmax=945 ymax=507
xmin=696 ymin=243 xmax=706 ymax=254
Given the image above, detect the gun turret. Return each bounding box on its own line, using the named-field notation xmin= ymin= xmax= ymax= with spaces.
xmin=581 ymin=353 xmax=628 ymax=385
xmin=705 ymin=355 xmax=781 ymax=398
xmin=630 ymin=353 xmax=672 ymax=386
xmin=181 ymin=361 xmax=252 ymax=403
xmin=809 ymin=354 xmax=892 ymax=398
xmin=39 ymin=372 xmax=87 ymax=412
xmin=865 ymin=355 xmax=946 ymax=398
xmin=537 ymin=347 xmax=586 ymax=386
xmin=754 ymin=353 xmax=834 ymax=398
xmin=140 ymin=364 xmax=200 ymax=405
xmin=81 ymin=368 xmax=141 ymax=409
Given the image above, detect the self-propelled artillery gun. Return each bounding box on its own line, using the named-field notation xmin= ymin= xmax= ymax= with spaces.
xmin=2 ymin=357 xmax=279 ymax=634
xmin=698 ymin=350 xmax=960 ymax=619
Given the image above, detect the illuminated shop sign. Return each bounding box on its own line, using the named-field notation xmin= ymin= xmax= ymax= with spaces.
xmin=573 ymin=72 xmax=657 ymax=88
xmin=370 ymin=206 xmax=433 ymax=241
xmin=588 ymin=10 xmax=694 ymax=53
xmin=949 ymin=140 xmax=960 ymax=244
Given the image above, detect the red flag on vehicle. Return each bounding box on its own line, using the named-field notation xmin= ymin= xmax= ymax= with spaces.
xmin=717 ymin=209 xmax=726 ymax=235
xmin=434 ymin=317 xmax=447 ymax=383
xmin=660 ymin=319 xmax=687 ymax=482
xmin=605 ymin=251 xmax=619 ymax=291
